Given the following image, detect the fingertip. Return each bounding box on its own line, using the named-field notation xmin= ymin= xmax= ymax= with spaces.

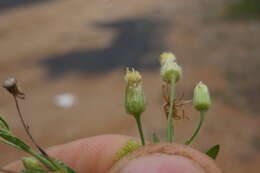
xmin=119 ymin=153 xmax=206 ymax=173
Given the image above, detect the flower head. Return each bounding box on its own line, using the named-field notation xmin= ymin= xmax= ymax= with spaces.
xmin=124 ymin=68 xmax=146 ymax=116
xmin=193 ymin=82 xmax=211 ymax=111
xmin=124 ymin=68 xmax=142 ymax=85
xmin=160 ymin=52 xmax=176 ymax=65
xmin=160 ymin=61 xmax=182 ymax=83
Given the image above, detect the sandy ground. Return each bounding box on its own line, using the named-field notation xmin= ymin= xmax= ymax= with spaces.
xmin=0 ymin=0 xmax=260 ymax=172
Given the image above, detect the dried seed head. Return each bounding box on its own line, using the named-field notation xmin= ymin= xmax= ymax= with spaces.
xmin=3 ymin=77 xmax=25 ymax=99
xmin=3 ymin=77 xmax=16 ymax=89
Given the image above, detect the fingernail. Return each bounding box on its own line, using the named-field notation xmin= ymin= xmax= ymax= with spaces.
xmin=120 ymin=153 xmax=206 ymax=173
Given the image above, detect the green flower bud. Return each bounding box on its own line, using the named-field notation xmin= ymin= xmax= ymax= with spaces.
xmin=160 ymin=52 xmax=176 ymax=65
xmin=160 ymin=61 xmax=182 ymax=83
xmin=21 ymin=157 xmax=43 ymax=169
xmin=124 ymin=68 xmax=146 ymax=116
xmin=193 ymin=82 xmax=211 ymax=111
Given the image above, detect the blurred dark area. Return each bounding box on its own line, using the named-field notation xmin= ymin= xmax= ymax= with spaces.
xmin=40 ymin=17 xmax=166 ymax=78
xmin=0 ymin=0 xmax=259 ymax=172
xmin=0 ymin=0 xmax=51 ymax=11
xmin=226 ymin=0 xmax=260 ymax=19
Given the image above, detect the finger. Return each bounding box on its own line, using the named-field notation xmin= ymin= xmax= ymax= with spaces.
xmin=118 ymin=154 xmax=207 ymax=173
xmin=4 ymin=135 xmax=220 ymax=173
xmin=4 ymin=135 xmax=131 ymax=173
xmin=109 ymin=143 xmax=221 ymax=173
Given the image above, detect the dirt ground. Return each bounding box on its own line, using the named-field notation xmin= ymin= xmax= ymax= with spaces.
xmin=0 ymin=0 xmax=260 ymax=172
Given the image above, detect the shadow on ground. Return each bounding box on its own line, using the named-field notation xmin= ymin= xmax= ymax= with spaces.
xmin=39 ymin=16 xmax=169 ymax=78
xmin=0 ymin=0 xmax=52 ymax=11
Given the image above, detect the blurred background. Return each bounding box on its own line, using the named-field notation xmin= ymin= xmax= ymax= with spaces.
xmin=0 ymin=0 xmax=259 ymax=172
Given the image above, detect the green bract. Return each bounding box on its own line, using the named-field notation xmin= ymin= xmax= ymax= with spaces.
xmin=193 ymin=82 xmax=211 ymax=111
xmin=125 ymin=79 xmax=146 ymax=116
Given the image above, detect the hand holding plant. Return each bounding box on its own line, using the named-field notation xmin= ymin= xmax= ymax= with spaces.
xmin=0 ymin=52 xmax=221 ymax=173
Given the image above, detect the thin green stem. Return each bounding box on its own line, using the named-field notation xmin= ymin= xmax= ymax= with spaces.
xmin=166 ymin=78 xmax=176 ymax=143
xmin=185 ymin=111 xmax=206 ymax=145
xmin=135 ymin=115 xmax=145 ymax=145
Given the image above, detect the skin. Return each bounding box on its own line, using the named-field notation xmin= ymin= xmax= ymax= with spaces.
xmin=3 ymin=135 xmax=221 ymax=173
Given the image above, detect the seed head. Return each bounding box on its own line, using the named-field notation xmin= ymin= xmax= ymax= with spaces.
xmin=3 ymin=77 xmax=25 ymax=99
xmin=193 ymin=82 xmax=211 ymax=111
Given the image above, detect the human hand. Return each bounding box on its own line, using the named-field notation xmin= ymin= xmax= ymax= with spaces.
xmin=3 ymin=135 xmax=221 ymax=173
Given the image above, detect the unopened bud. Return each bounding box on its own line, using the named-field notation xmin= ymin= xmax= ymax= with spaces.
xmin=124 ymin=68 xmax=146 ymax=116
xmin=193 ymin=82 xmax=211 ymax=111
xmin=160 ymin=52 xmax=176 ymax=65
xmin=160 ymin=61 xmax=182 ymax=83
xmin=3 ymin=77 xmax=25 ymax=99
xmin=21 ymin=157 xmax=43 ymax=169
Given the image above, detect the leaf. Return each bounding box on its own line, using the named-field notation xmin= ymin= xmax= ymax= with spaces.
xmin=152 ymin=133 xmax=160 ymax=143
xmin=0 ymin=129 xmax=31 ymax=152
xmin=22 ymin=168 xmax=49 ymax=173
xmin=206 ymin=144 xmax=220 ymax=160
xmin=50 ymin=159 xmax=77 ymax=173
xmin=116 ymin=140 xmax=141 ymax=161
xmin=0 ymin=116 xmax=10 ymax=131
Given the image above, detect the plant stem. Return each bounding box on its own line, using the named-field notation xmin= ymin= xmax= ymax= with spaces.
xmin=185 ymin=111 xmax=206 ymax=145
xmin=166 ymin=79 xmax=176 ymax=143
xmin=135 ymin=115 xmax=145 ymax=145
xmin=13 ymin=96 xmax=48 ymax=156
xmin=27 ymin=149 xmax=56 ymax=171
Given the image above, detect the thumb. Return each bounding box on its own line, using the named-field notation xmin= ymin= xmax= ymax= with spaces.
xmin=115 ymin=153 xmax=206 ymax=173
xmin=3 ymin=135 xmax=221 ymax=173
xmin=109 ymin=143 xmax=221 ymax=173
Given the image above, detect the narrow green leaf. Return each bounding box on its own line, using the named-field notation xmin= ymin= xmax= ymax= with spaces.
xmin=0 ymin=130 xmax=57 ymax=171
xmin=49 ymin=158 xmax=77 ymax=173
xmin=152 ymin=133 xmax=160 ymax=143
xmin=0 ymin=129 xmax=31 ymax=151
xmin=22 ymin=168 xmax=49 ymax=173
xmin=206 ymin=144 xmax=220 ymax=160
xmin=0 ymin=116 xmax=10 ymax=131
